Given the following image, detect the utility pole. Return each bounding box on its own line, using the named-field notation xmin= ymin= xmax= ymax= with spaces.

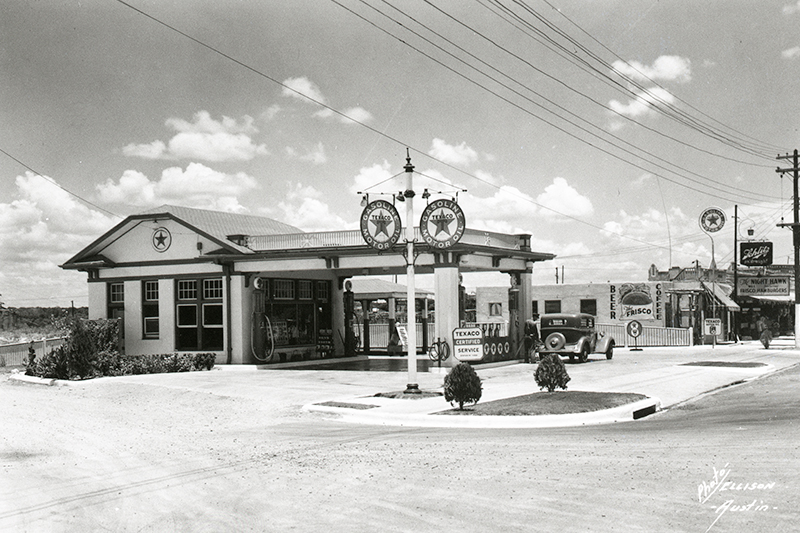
xmin=776 ymin=149 xmax=800 ymax=348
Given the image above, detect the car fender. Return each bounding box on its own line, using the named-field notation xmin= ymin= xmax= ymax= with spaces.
xmin=596 ymin=334 xmax=615 ymax=353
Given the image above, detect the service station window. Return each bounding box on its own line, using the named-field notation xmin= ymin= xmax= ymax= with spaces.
xmin=143 ymin=280 xmax=159 ymax=338
xmin=107 ymin=282 xmax=125 ymax=340
xmin=175 ymin=278 xmax=224 ymax=351
xmin=489 ymin=302 xmax=503 ymax=316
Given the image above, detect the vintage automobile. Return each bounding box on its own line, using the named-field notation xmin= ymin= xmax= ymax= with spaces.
xmin=538 ymin=313 xmax=614 ymax=363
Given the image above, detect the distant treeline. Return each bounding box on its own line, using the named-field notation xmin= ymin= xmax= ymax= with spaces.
xmin=0 ymin=307 xmax=89 ymax=331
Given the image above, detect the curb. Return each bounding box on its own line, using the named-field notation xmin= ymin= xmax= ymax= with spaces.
xmin=303 ymin=395 xmax=662 ymax=429
xmin=8 ymin=373 xmax=57 ymax=386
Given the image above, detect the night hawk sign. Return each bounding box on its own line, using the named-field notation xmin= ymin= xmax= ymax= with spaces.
xmin=740 ymin=242 xmax=773 ymax=266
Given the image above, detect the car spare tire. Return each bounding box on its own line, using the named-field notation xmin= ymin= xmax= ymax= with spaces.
xmin=544 ymin=332 xmax=566 ymax=352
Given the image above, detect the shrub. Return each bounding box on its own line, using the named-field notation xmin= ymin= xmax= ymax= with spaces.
xmin=444 ymin=362 xmax=483 ymax=410
xmin=534 ymin=353 xmax=571 ymax=392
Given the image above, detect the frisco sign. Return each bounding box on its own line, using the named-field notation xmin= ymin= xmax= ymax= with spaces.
xmin=739 ymin=241 xmax=773 ymax=266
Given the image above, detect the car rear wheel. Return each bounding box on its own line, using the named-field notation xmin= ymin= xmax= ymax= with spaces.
xmin=606 ymin=342 xmax=614 ymax=360
xmin=578 ymin=344 xmax=589 ymax=363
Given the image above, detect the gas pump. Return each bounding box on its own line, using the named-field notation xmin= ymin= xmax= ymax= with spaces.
xmin=251 ymin=280 xmax=275 ymax=362
xmin=508 ymin=277 xmax=521 ymax=358
xmin=343 ymin=280 xmax=356 ymax=357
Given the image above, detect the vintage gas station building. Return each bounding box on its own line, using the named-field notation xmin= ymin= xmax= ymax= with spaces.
xmin=61 ymin=204 xmax=554 ymax=366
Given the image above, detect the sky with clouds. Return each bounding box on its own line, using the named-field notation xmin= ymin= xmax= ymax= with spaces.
xmin=2 ymin=0 xmax=800 ymax=306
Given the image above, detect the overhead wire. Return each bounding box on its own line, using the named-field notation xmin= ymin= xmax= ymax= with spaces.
xmin=498 ymin=0 xmax=782 ymax=158
xmin=345 ymin=0 xmax=774 ymax=203
xmin=535 ymin=0 xmax=783 ymax=156
xmin=110 ymin=0 xmax=773 ymax=262
xmin=0 ymin=146 xmax=122 ymax=219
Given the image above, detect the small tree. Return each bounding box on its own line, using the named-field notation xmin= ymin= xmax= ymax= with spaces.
xmin=534 ymin=353 xmax=571 ymax=392
xmin=444 ymin=362 xmax=483 ymax=410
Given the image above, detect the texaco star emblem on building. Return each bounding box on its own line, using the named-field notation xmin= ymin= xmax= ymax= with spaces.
xmin=360 ymin=200 xmax=402 ymax=251
xmin=152 ymin=227 xmax=172 ymax=252
xmin=419 ymin=199 xmax=466 ymax=249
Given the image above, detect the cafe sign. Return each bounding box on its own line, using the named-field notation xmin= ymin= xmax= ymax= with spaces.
xmin=740 ymin=241 xmax=773 ymax=266
xmin=737 ymin=277 xmax=790 ymax=297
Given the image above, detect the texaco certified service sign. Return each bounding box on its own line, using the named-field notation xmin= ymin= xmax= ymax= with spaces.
xmin=360 ymin=200 xmax=402 ymax=251
xmin=419 ymin=199 xmax=466 ymax=249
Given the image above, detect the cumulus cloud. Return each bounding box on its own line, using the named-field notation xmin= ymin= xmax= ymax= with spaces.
xmin=96 ymin=163 xmax=258 ymax=212
xmin=611 ymin=55 xmax=692 ymax=84
xmin=0 ymin=173 xmax=116 ymax=306
xmin=609 ymin=87 xmax=677 ymax=119
xmin=428 ymin=138 xmax=479 ymax=167
xmin=783 ymin=1 xmax=800 ymax=15
xmin=122 ymin=111 xmax=268 ymax=162
xmin=535 ymin=177 xmax=594 ymax=218
xmin=282 ymin=76 xmax=327 ymax=103
xmin=268 ymin=183 xmax=353 ymax=232
xmin=282 ymin=76 xmax=373 ymax=124
xmin=285 ymin=142 xmax=328 ymax=165
xmin=782 ymin=46 xmax=800 ymax=59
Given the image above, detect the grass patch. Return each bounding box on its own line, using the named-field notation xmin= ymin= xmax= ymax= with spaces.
xmin=373 ymin=390 xmax=443 ymax=399
xmin=435 ymin=391 xmax=648 ymax=416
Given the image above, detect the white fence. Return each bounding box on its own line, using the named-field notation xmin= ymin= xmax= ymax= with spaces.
xmin=597 ymin=323 xmax=693 ymax=347
xmin=0 ymin=337 xmax=67 ymax=367
xmin=363 ymin=322 xmax=436 ymax=351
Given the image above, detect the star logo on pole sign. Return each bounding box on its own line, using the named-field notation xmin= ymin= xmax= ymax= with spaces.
xmin=699 ymin=207 xmax=726 ymax=233
xmin=419 ymin=199 xmax=466 ymax=249
xmin=432 ymin=209 xmax=453 ymax=236
xmin=360 ymin=200 xmax=402 ymax=251
xmin=370 ymin=210 xmax=392 ymax=237
xmin=152 ymin=227 xmax=172 ymax=252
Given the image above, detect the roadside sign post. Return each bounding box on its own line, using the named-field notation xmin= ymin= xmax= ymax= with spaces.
xmin=704 ymin=318 xmax=722 ymax=349
xmin=627 ymin=320 xmax=643 ymax=351
xmin=452 ymin=327 xmax=484 ymax=362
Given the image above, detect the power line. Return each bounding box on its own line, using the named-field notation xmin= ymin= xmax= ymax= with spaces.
xmin=0 ymin=146 xmax=122 ymax=219
xmin=110 ymin=0 xmax=762 ymax=260
xmin=338 ymin=0 xmax=775 ymax=203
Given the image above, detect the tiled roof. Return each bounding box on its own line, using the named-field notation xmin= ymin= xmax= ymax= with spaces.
xmin=143 ymin=205 xmax=302 ymax=241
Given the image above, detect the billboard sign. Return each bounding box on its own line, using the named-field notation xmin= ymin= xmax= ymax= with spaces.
xmin=737 ymin=277 xmax=790 ymax=297
xmin=740 ymin=242 xmax=773 ymax=266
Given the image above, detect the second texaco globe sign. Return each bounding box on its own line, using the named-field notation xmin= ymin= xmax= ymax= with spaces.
xmin=419 ymin=199 xmax=466 ymax=249
xmin=699 ymin=207 xmax=726 ymax=233
xmin=360 ymin=200 xmax=402 ymax=250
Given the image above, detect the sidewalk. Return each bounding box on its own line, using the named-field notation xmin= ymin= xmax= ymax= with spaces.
xmin=302 ymin=341 xmax=799 ymax=428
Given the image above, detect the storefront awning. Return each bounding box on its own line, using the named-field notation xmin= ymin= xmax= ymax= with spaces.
xmin=747 ymin=295 xmax=793 ymax=303
xmin=703 ymin=282 xmax=741 ymax=311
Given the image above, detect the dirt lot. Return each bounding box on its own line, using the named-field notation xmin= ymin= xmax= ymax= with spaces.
xmin=2 ymin=363 xmax=799 ymax=532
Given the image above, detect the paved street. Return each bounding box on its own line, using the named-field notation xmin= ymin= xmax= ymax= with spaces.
xmin=2 ymin=340 xmax=799 ymax=532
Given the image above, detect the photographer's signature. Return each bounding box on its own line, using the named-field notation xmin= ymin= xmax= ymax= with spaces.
xmin=698 ymin=463 xmax=776 ymax=532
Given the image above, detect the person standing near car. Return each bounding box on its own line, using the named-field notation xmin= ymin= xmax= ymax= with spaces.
xmin=524 ymin=316 xmax=540 ymax=363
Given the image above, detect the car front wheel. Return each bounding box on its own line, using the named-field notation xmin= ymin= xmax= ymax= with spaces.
xmin=578 ymin=344 xmax=589 ymax=363
xmin=606 ymin=343 xmax=614 ymax=360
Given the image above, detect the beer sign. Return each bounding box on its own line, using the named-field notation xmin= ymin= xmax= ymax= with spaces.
xmin=740 ymin=241 xmax=773 ymax=266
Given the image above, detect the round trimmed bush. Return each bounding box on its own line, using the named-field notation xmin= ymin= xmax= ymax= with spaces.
xmin=444 ymin=362 xmax=483 ymax=410
xmin=535 ymin=353 xmax=571 ymax=392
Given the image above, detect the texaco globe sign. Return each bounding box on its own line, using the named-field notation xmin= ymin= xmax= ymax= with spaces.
xmin=419 ymin=199 xmax=466 ymax=249
xmin=360 ymin=200 xmax=402 ymax=251
xmin=699 ymin=207 xmax=726 ymax=233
